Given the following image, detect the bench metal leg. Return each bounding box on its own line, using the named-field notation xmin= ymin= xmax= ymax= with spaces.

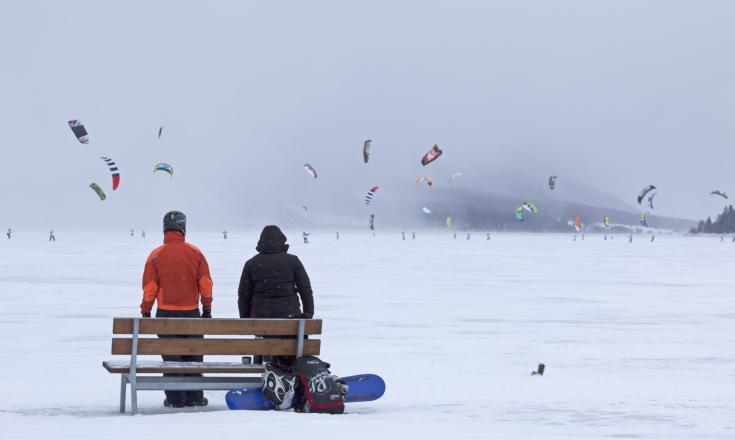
xmin=131 ymin=382 xmax=138 ymax=415
xmin=119 ymin=374 xmax=127 ymax=413
xmin=130 ymin=318 xmax=140 ymax=416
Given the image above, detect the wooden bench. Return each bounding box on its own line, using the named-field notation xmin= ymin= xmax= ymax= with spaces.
xmin=103 ymin=317 xmax=322 ymax=415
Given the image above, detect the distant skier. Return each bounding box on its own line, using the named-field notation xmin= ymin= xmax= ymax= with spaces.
xmin=223 ymin=230 xmax=228 ymax=240
xmin=401 ymin=232 xmax=405 ymax=241
xmin=238 ymin=226 xmax=314 ymax=365
xmin=466 ymin=233 xmax=471 ymax=240
xmin=604 ymin=235 xmax=607 ymax=241
xmin=411 ymin=232 xmax=416 ymax=240
xmin=49 ymin=229 xmax=55 ymax=242
xmin=336 ymin=232 xmax=340 ymax=240
xmin=453 ymin=233 xmax=457 ymax=239
xmin=628 ymin=234 xmax=633 ymax=244
xmin=141 ymin=230 xmax=146 ymax=238
xmin=732 ymin=236 xmax=735 ymax=243
xmin=303 ymin=232 xmax=310 ymax=244
xmin=130 ymin=229 xmax=135 ymax=238
xmin=6 ymin=228 xmax=11 ymax=239
xmin=140 ymin=211 xmax=213 ymax=408
xmin=486 ymin=233 xmax=490 ymax=240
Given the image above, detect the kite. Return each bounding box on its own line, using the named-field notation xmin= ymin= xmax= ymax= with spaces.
xmin=422 ymin=207 xmax=432 ymax=215
xmin=515 ymin=206 xmax=524 ymax=222
xmin=640 ymin=212 xmax=649 ymax=227
xmin=449 ymin=172 xmax=463 ymax=183
xmin=421 ymin=145 xmax=443 ymax=166
xmin=158 ymin=126 xmax=163 ymax=139
xmin=363 ymin=139 xmax=371 ymax=163
xmin=522 ymin=200 xmax=539 ymax=213
xmin=445 ymin=216 xmax=453 ymax=228
xmin=364 ymin=186 xmax=379 ymax=206
xmin=303 ymin=163 xmax=318 ymax=179
xmin=574 ymin=215 xmax=581 ymax=232
xmin=68 ymin=120 xmax=89 ymax=144
xmin=154 ymin=163 xmax=174 ymax=177
xmin=711 ymin=190 xmax=728 ymax=200
xmin=369 ymin=214 xmax=375 ymax=231
xmin=89 ymin=183 xmax=106 ymax=201
xmin=100 ymin=156 xmax=120 ymax=191
xmin=647 ymin=193 xmax=657 ymax=209
xmin=416 ymin=175 xmax=434 ymax=188
xmin=549 ymin=176 xmax=557 ymax=190
xmin=637 ymin=185 xmax=656 ymax=205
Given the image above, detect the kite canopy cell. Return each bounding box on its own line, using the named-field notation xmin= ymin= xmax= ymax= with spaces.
xmin=303 ymin=164 xmax=318 ymax=179
xmin=89 ymin=182 xmax=106 ymax=201
xmin=364 ymin=186 xmax=379 ymax=206
xmin=68 ymin=120 xmax=89 ymax=144
xmin=637 ymin=185 xmax=656 ymax=205
xmin=154 ymin=163 xmax=174 ymax=177
xmin=100 ymin=156 xmax=120 ymax=190
xmin=421 ymin=145 xmax=443 ymax=166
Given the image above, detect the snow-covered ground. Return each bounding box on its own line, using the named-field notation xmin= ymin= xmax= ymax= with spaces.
xmin=1 ymin=230 xmax=733 ymax=439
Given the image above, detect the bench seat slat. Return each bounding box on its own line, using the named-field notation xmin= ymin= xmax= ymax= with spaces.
xmin=113 ymin=318 xmax=322 ymax=336
xmin=111 ymin=338 xmax=321 ymax=356
xmin=103 ymin=361 xmax=265 ymax=374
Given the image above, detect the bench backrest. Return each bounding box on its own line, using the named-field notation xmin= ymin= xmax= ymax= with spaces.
xmin=112 ymin=318 xmax=322 ymax=357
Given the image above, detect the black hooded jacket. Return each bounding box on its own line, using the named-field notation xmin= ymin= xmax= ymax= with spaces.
xmin=238 ymin=226 xmax=314 ymax=319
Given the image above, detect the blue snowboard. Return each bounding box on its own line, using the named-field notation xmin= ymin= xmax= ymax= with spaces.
xmin=226 ymin=374 xmax=385 ymax=410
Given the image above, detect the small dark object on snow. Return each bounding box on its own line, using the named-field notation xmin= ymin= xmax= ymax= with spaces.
xmin=531 ymin=363 xmax=545 ymax=376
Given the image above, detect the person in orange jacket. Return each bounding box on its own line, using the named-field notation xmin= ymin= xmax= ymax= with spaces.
xmin=140 ymin=211 xmax=213 ymax=408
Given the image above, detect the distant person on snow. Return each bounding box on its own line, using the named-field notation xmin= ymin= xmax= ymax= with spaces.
xmin=411 ymin=232 xmax=416 ymax=240
xmin=303 ymin=232 xmax=310 ymax=244
xmin=650 ymin=235 xmax=655 ymax=243
xmin=628 ymin=234 xmax=633 ymax=244
xmin=401 ymin=232 xmax=405 ymax=241
xmin=486 ymin=233 xmax=490 ymax=240
xmin=141 ymin=230 xmax=146 ymax=238
xmin=336 ymin=232 xmax=340 ymax=240
xmin=466 ymin=233 xmax=471 ymax=240
xmin=49 ymin=230 xmax=55 ymax=242
xmin=223 ymin=230 xmax=228 ymax=240
xmin=140 ymin=211 xmax=213 ymax=408
xmin=6 ymin=228 xmax=11 ymax=239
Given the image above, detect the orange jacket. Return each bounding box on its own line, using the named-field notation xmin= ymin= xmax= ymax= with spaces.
xmin=140 ymin=231 xmax=213 ymax=313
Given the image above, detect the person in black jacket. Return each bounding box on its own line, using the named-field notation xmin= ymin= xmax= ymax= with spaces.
xmin=238 ymin=225 xmax=314 ymax=319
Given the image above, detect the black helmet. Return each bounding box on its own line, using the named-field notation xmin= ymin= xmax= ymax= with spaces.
xmin=163 ymin=211 xmax=186 ymax=235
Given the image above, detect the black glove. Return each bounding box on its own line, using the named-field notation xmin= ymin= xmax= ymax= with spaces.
xmin=290 ymin=312 xmax=313 ymax=319
xmin=202 ymin=309 xmax=212 ymax=319
xmin=141 ymin=311 xmax=151 ymax=318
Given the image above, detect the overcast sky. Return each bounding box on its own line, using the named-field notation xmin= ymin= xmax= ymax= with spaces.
xmin=1 ymin=1 xmax=733 ymax=230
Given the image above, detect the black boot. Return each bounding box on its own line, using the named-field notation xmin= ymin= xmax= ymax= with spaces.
xmin=164 ymin=399 xmax=186 ymax=408
xmin=186 ymin=397 xmax=208 ymax=407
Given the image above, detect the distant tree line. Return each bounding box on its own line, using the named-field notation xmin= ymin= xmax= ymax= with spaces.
xmin=691 ymin=205 xmax=735 ymax=233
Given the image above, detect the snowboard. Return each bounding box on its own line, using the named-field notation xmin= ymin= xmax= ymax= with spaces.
xmin=226 ymin=374 xmax=385 ymax=410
